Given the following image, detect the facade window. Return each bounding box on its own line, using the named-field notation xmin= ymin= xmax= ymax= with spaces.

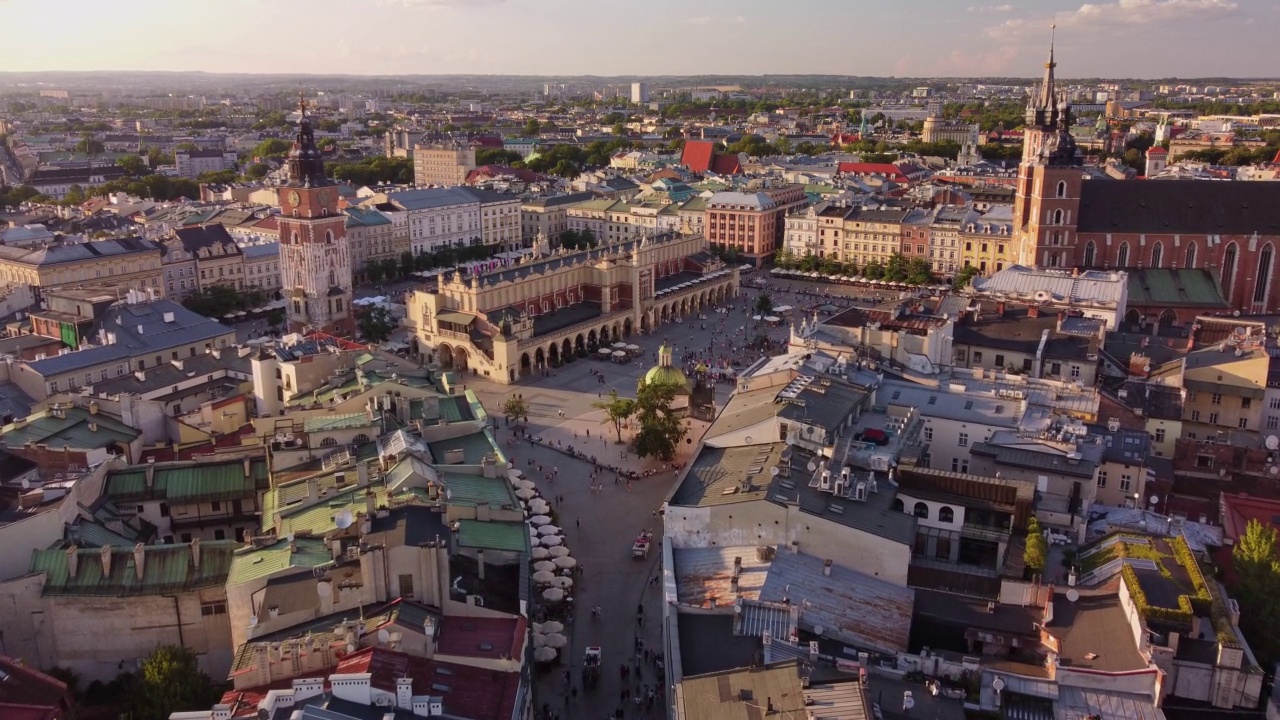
xmin=1242 ymin=398 xmax=1252 ymax=409
xmin=1209 ymin=412 xmax=1219 ymax=425
xmin=1097 ymin=470 xmax=1107 ymax=488
xmin=1268 ymin=416 xmax=1279 ymax=430
xmin=1155 ymin=427 xmax=1166 ymax=442
xmin=398 ymin=574 xmax=414 ymax=597
xmin=1070 ymin=365 xmax=1081 ymax=378
xmin=1056 ymin=181 xmax=1066 ymax=198
xmin=1117 ymin=242 xmax=1130 ymax=267
xmin=913 ymin=502 xmax=929 ymax=519
xmin=938 ymin=506 xmax=954 ymax=523
xmin=1270 ymin=397 xmax=1280 ymax=410
xmin=1119 ymin=474 xmax=1132 ymax=493
xmin=1191 ymin=410 xmax=1201 ymax=422
xmin=994 ymin=354 xmax=1004 ymax=368
xmin=1239 ymin=418 xmax=1249 ymax=429
xmin=958 ymin=433 xmax=969 ymax=447
xmin=1211 ymin=393 xmax=1222 ymax=405
xmin=320 ymin=437 xmax=338 ymax=448
xmin=923 ymin=426 xmax=933 ymax=441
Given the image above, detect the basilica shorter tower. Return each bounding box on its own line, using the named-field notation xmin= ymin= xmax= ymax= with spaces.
xmin=278 ymin=97 xmax=353 ymax=336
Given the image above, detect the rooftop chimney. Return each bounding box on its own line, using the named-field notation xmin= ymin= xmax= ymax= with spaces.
xmin=1027 ymin=305 xmax=1040 ymax=319
xmin=133 ymin=542 xmax=145 ymax=580
xmin=66 ymin=545 xmax=78 ymax=579
xmin=190 ymin=537 xmax=201 ymax=568
xmin=243 ymin=456 xmax=252 ymax=478
xmin=145 ymin=463 xmax=155 ymax=488
xmin=100 ymin=545 xmax=113 ymax=576
xmin=1128 ymin=353 xmax=1150 ymax=378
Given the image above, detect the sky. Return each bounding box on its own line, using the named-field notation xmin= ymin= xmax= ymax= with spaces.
xmin=2 ymin=0 xmax=1276 ymax=78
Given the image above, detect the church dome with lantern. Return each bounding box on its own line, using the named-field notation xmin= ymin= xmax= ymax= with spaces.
xmin=639 ymin=344 xmax=691 ymax=393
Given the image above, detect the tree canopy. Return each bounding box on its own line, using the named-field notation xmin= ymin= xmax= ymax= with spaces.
xmin=633 ymin=380 xmax=687 ymax=461
xmin=1232 ymin=519 xmax=1280 ymax=669
xmin=593 ymin=390 xmax=637 ymax=444
xmin=358 ymin=304 xmax=395 ymax=344
xmin=129 ymin=645 xmax=222 ymax=720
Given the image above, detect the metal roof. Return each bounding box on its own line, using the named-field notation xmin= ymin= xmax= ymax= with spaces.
xmin=0 ymin=406 xmax=138 ymax=450
xmin=227 ymin=537 xmax=332 ymax=586
xmin=0 ymin=236 xmax=160 ymax=267
xmin=455 ymin=520 xmax=528 ymax=553
xmin=104 ymin=457 xmax=269 ymax=504
xmin=32 ymin=540 xmax=237 ymax=597
xmin=438 ymin=472 xmax=517 ymax=509
xmin=303 ymin=413 xmax=374 ymax=433
xmin=427 ymin=430 xmax=502 ymax=465
xmin=671 ymin=442 xmax=788 ymax=508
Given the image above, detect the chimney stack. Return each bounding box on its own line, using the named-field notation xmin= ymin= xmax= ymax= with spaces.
xmin=1128 ymin=353 xmax=1150 ymax=378
xmin=1027 ymin=305 xmax=1040 ymax=318
xmin=190 ymin=537 xmax=201 ymax=568
xmin=306 ymin=477 xmax=319 ymax=502
xmin=823 ymin=558 xmax=833 ymax=577
xmin=243 ymin=456 xmax=252 ymax=478
xmin=100 ymin=545 xmax=113 ymax=576
xmin=133 ymin=542 xmax=146 ymax=580
xmin=145 ymin=463 xmax=155 ymax=488
xmin=66 ymin=545 xmax=78 ymax=578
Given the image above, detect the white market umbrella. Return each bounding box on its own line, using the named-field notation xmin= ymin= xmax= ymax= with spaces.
xmin=515 ymin=488 xmax=538 ymax=500
xmin=598 ymin=347 xmax=612 ymax=355
xmin=542 ymin=633 xmax=569 ymax=648
xmin=534 ymin=647 xmax=558 ymax=662
xmin=752 ymin=315 xmax=762 ymax=321
xmin=532 ymin=570 xmax=557 ymax=584
xmin=532 ymin=633 xmax=548 ymax=647
xmin=537 ymin=525 xmax=561 ymax=536
xmin=550 ymin=576 xmax=573 ymax=589
xmin=552 ymin=555 xmax=577 ymax=569
xmin=529 ymin=527 xmax=539 ymax=539
xmin=531 ymin=547 xmax=550 ymax=559
xmin=542 ymin=587 xmax=565 ymax=602
xmin=612 ymin=350 xmax=626 ymax=357
xmin=514 ymin=479 xmax=537 ymax=491
xmin=764 ymin=316 xmax=780 ymax=322
xmin=507 ymin=468 xmax=523 ymax=480
xmin=533 ymin=560 xmax=557 ymax=572
xmin=541 ymin=535 xmax=563 ymax=547
xmin=540 ymin=621 xmax=565 ymax=634
xmin=612 ymin=341 xmax=627 ymax=348
xmin=529 ymin=500 xmax=550 ymax=513
xmin=626 ymin=344 xmax=640 ymax=351
xmin=528 ymin=515 xmax=551 ymax=526
xmin=548 ymin=545 xmax=571 ymax=557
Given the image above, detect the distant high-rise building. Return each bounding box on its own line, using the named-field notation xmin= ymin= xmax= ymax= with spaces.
xmin=412 ymin=142 xmax=476 ymax=187
xmin=631 ymin=82 xmax=651 ymax=104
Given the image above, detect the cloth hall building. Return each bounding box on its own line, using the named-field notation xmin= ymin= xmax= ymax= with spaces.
xmin=407 ymin=233 xmax=739 ymax=383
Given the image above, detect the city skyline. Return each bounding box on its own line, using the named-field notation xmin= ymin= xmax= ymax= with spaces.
xmin=1 ymin=0 xmax=1272 ymax=79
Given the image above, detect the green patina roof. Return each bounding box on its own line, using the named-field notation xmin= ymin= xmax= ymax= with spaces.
xmin=438 ymin=395 xmax=475 ymax=423
xmin=1126 ymin=269 xmax=1229 ymax=308
xmin=262 ymin=474 xmax=432 ymax=536
xmin=455 ymin=520 xmax=528 ymax=553
xmin=33 ymin=540 xmax=238 ymax=596
xmin=641 ymin=365 xmax=690 ymax=391
xmin=104 ymin=457 xmax=269 ymax=504
xmin=1 ymin=407 xmax=139 ymax=451
xmin=227 ymin=537 xmax=332 ymax=586
xmin=426 ymin=429 xmax=505 ymax=466
xmin=303 ymin=413 xmax=374 ymax=433
xmin=438 ymin=472 xmax=518 ymax=509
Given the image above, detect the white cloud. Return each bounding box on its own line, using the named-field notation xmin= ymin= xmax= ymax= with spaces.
xmin=967 ymin=4 xmax=1013 ymax=12
xmin=992 ymin=0 xmax=1237 ymax=34
xmin=686 ymin=16 xmax=711 ymax=24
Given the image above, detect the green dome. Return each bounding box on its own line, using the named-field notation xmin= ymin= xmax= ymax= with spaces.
xmin=641 ymin=364 xmax=691 ymax=391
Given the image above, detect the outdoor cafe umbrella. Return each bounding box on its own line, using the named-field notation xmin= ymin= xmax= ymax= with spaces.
xmin=542 ymin=587 xmax=565 ymax=602
xmin=507 ymin=468 xmax=523 ymax=480
xmin=531 ymin=547 xmax=550 ymax=559
xmin=552 ymin=555 xmax=577 ymax=569
xmin=542 ymin=633 xmax=569 ymax=648
xmin=514 ymin=479 xmax=537 ymax=491
xmin=548 ymin=545 xmax=571 ymax=557
xmin=532 ymin=570 xmax=557 ymax=584
xmin=764 ymin=316 xmax=780 ymax=323
xmin=515 ymin=488 xmax=538 ymax=500
xmin=541 ymin=535 xmax=563 ymax=547
xmin=540 ymin=621 xmax=565 ymax=634
xmin=626 ymin=344 xmax=640 ymax=351
xmin=533 ymin=560 xmax=557 ymax=572
xmin=528 ymin=514 xmax=551 ymax=526
xmin=549 ymin=576 xmax=573 ymax=590
xmin=537 ymin=525 xmax=561 ymax=536
xmin=752 ymin=315 xmax=762 ymax=321
xmin=529 ymin=501 xmax=550 ymax=514
xmin=533 ymin=646 xmax=558 ymax=662
xmin=597 ymin=347 xmax=612 ymax=356
xmin=612 ymin=341 xmax=627 ymax=349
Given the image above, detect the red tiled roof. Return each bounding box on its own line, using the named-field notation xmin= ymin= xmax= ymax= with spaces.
xmin=219 ymin=680 xmax=304 ymax=719
xmin=680 ymin=140 xmax=717 ymax=173
xmin=0 ymin=656 xmax=71 ymax=717
xmin=1147 ymin=147 xmax=1168 ymax=155
xmin=470 ymin=136 xmax=505 ymax=148
xmin=436 ymin=615 xmax=527 ymax=661
xmin=1219 ymin=492 xmax=1280 ymax=542
xmin=0 ymin=705 xmax=59 ymax=720
xmin=1272 ymin=149 xmax=1280 ymax=165
xmin=466 ymin=165 xmax=540 ymax=184
xmin=837 ymin=163 xmax=908 ymax=182
xmin=710 ymin=154 xmax=741 ymax=175
xmin=335 ymin=647 xmax=521 ymax=720
xmin=254 ymin=216 xmax=279 ymax=232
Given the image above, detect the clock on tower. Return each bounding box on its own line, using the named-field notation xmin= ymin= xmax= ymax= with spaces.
xmin=276 ymin=95 xmax=354 ymax=337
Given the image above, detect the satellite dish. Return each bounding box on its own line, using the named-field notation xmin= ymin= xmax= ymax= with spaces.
xmin=992 ymin=677 xmax=1006 ymax=693
xmin=317 ymin=582 xmax=331 ymax=598
xmin=1271 ymin=466 xmax=1279 ymax=476
xmin=285 ymin=533 xmax=294 ymax=543
xmin=248 ymin=615 xmax=259 ymax=627
xmin=377 ymin=629 xmax=390 ymax=644
xmin=335 ymin=510 xmax=354 ymax=529
xmin=813 ymin=625 xmax=824 ymax=636
xmin=807 ymin=461 xmax=817 ymax=472
xmin=1149 ymin=496 xmax=1159 ymax=506
xmin=770 ymin=467 xmax=780 ymax=477
xmin=1066 ymin=589 xmax=1080 ymax=603
xmin=1267 ymin=435 xmax=1279 ymax=451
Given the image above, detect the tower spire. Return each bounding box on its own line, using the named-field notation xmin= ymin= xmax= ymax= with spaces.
xmin=1038 ymin=24 xmax=1057 ymax=109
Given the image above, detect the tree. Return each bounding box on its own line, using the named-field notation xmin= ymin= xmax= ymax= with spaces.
xmin=399 ymin=251 xmax=416 ymax=279
xmin=953 ymin=265 xmax=980 ymax=290
xmin=366 ymin=260 xmax=386 ymax=284
xmin=475 ymin=148 xmax=522 ymax=166
xmin=863 ymin=261 xmax=885 ymax=280
xmin=754 ymin=293 xmax=773 ymax=315
xmin=905 ymin=257 xmax=934 ymax=285
xmin=523 ymin=118 xmax=541 ymax=136
xmin=197 ymin=169 xmax=238 ymax=185
xmin=1024 ymin=518 xmax=1048 ymax=575
xmin=243 ymin=162 xmax=270 ymax=180
xmin=74 ymin=134 xmax=104 ymax=155
xmin=358 ymin=304 xmax=395 ymax=344
xmin=252 ymin=138 xmax=292 ymax=159
xmin=593 ymin=390 xmax=637 ymax=444
xmin=633 ymin=380 xmax=687 ymax=461
xmin=612 ymin=122 xmax=627 ymax=137
xmin=117 ymin=154 xmax=149 ymax=177
xmin=1232 ymin=519 xmax=1280 ymax=667
xmin=129 ymin=645 xmax=221 ymax=720
xmin=502 ymin=395 xmax=530 ymax=424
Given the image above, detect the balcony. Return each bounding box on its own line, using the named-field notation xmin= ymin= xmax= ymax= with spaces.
xmin=962 ymin=523 xmax=1012 ymax=543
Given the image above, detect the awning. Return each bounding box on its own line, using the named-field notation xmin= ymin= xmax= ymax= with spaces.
xmin=437 ymin=311 xmax=475 ymax=325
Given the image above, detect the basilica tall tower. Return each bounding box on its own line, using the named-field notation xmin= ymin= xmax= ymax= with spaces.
xmin=277 ymin=97 xmax=353 ymax=336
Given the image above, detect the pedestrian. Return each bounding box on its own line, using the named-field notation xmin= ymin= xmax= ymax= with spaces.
xmin=576 ymin=517 xmax=580 ymax=529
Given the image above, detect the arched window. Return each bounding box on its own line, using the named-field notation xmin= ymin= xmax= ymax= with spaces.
xmin=352 ymin=434 xmax=370 ymax=444
xmin=1151 ymin=242 xmax=1163 ymax=268
xmin=913 ymin=502 xmax=929 ymax=519
xmin=1184 ymin=242 xmax=1197 ymax=268
xmin=291 ymin=231 xmax=299 ymax=244
xmin=1052 ymin=209 xmax=1064 ymax=225
xmin=329 ymin=269 xmax=336 ymax=286
xmin=326 ymin=230 xmax=334 ymax=244
xmin=892 ymin=498 xmax=904 ymax=513
xmin=1223 ymin=242 xmax=1239 ymax=301
xmin=1254 ymin=244 xmax=1274 ymax=304
xmin=1056 ymin=181 xmax=1067 ymax=198
xmin=320 ymin=437 xmax=337 ymax=448
xmin=1083 ymin=241 xmax=1096 ymax=267
xmin=1117 ymin=241 xmax=1130 ymax=267
xmin=938 ymin=506 xmax=955 ymax=523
